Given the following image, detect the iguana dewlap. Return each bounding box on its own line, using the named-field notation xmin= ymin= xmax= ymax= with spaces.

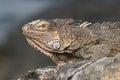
xmin=22 ymin=19 xmax=120 ymax=68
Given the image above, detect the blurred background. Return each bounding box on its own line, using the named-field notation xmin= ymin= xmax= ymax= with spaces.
xmin=0 ymin=0 xmax=120 ymax=80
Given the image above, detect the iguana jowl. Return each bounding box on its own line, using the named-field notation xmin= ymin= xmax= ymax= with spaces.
xmin=22 ymin=19 xmax=120 ymax=68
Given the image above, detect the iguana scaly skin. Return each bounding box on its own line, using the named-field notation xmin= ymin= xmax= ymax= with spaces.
xmin=22 ymin=19 xmax=120 ymax=68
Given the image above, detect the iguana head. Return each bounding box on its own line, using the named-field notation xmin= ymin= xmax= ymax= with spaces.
xmin=22 ymin=19 xmax=77 ymax=56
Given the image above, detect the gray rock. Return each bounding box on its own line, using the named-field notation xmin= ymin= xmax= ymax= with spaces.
xmin=17 ymin=53 xmax=120 ymax=80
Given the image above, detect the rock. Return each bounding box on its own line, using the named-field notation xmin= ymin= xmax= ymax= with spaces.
xmin=17 ymin=53 xmax=120 ymax=80
xmin=17 ymin=66 xmax=57 ymax=80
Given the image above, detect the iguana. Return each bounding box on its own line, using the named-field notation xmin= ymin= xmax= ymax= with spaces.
xmin=22 ymin=19 xmax=120 ymax=69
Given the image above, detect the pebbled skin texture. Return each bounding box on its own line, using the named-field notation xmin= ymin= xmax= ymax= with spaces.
xmin=22 ymin=19 xmax=120 ymax=69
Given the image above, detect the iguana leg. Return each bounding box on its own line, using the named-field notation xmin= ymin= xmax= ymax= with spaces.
xmin=56 ymin=61 xmax=66 ymax=70
xmin=51 ymin=54 xmax=67 ymax=70
xmin=51 ymin=54 xmax=59 ymax=64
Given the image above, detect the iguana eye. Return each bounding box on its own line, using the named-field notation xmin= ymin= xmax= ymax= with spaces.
xmin=36 ymin=21 xmax=49 ymax=31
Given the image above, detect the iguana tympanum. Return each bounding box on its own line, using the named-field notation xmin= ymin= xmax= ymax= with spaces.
xmin=22 ymin=19 xmax=120 ymax=69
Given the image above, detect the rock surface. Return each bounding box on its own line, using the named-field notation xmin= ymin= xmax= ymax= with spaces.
xmin=17 ymin=53 xmax=120 ymax=80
